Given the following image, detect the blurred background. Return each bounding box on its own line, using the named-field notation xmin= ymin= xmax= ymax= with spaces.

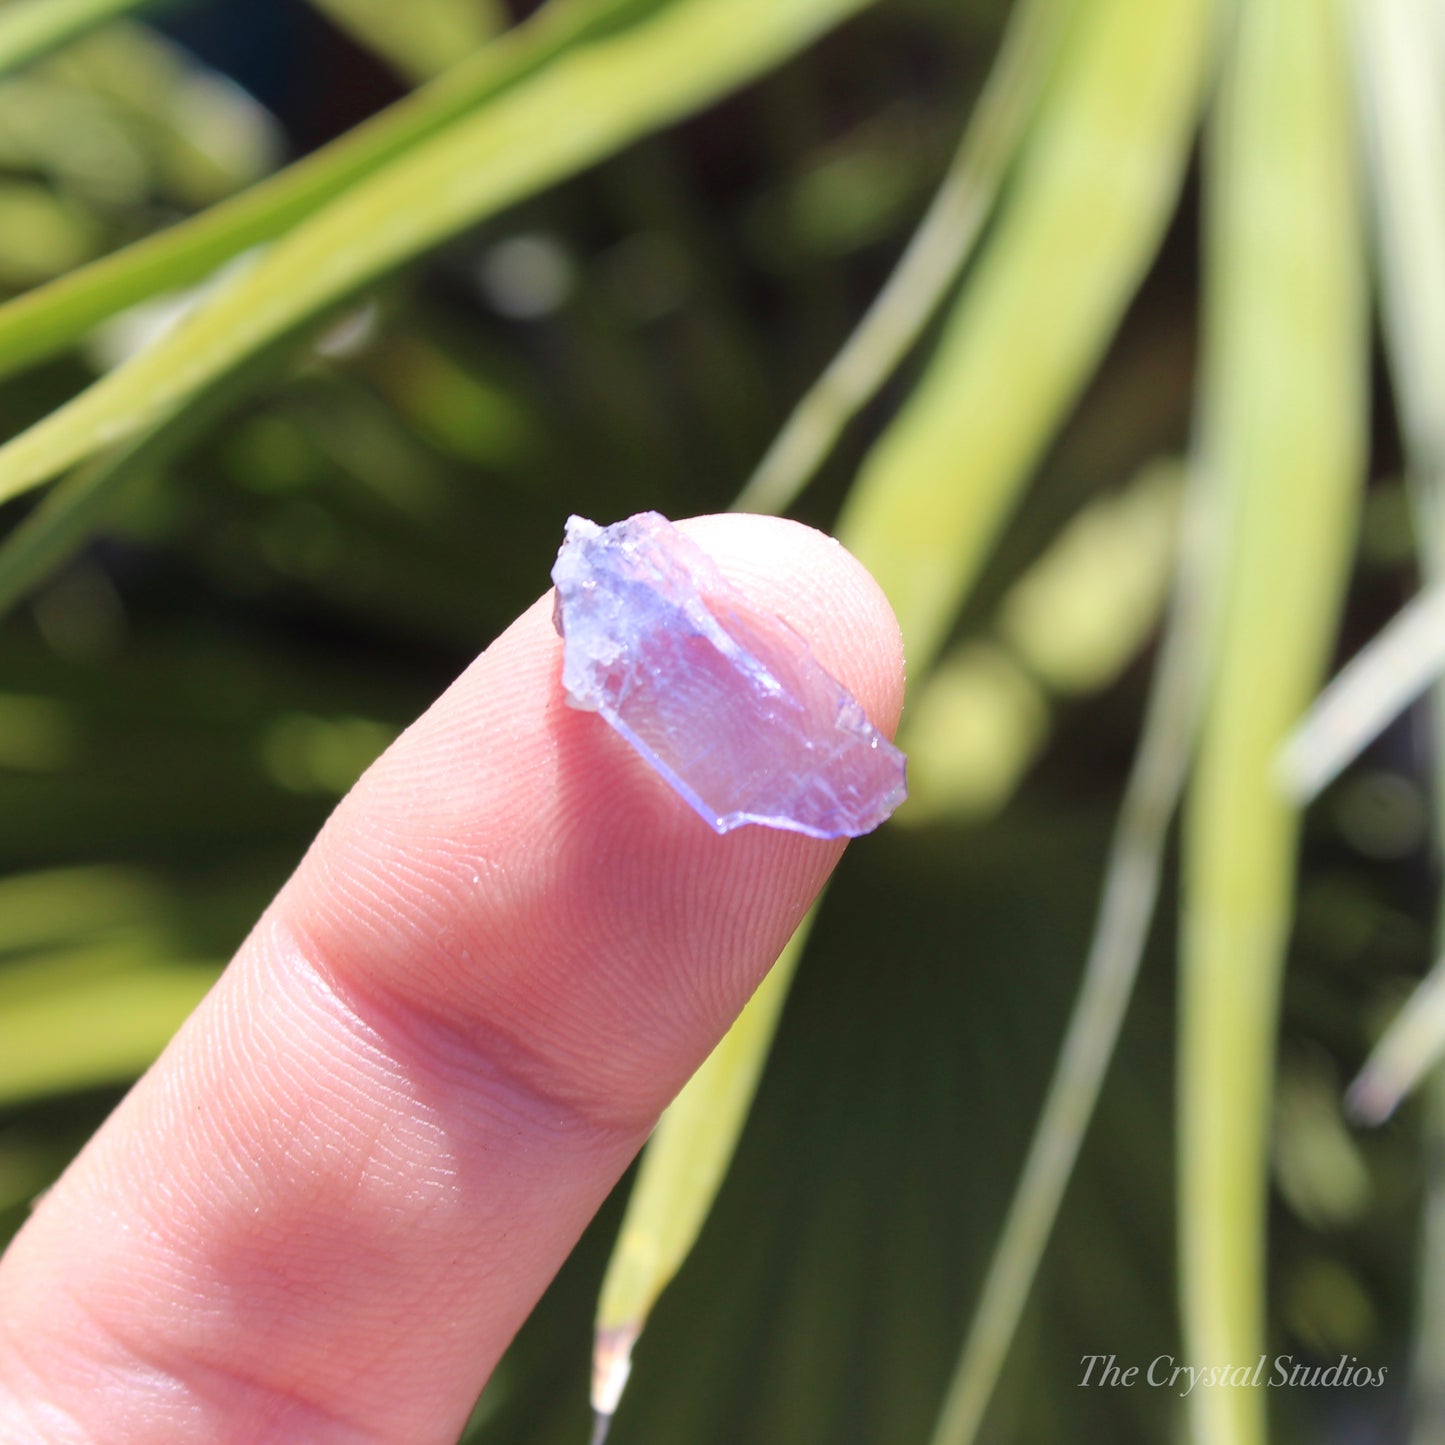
xmin=0 ymin=1 xmax=1433 ymax=1442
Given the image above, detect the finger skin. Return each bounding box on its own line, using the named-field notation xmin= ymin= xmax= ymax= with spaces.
xmin=0 ymin=514 xmax=905 ymax=1444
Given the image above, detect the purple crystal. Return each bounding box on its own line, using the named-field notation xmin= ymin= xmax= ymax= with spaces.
xmin=550 ymin=512 xmax=906 ymax=840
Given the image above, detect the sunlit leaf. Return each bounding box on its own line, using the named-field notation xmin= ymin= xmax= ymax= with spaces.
xmin=591 ymin=914 xmax=812 ymax=1436
xmin=305 ymin=0 xmax=507 ymax=82
xmin=837 ymin=0 xmax=1218 ymax=673
xmin=897 ymin=642 xmax=1049 ymax=825
xmin=0 ymin=866 xmax=169 ymax=955
xmin=0 ymin=0 xmax=174 ymax=81
xmin=1352 ymin=6 xmax=1445 ymax=1432
xmin=0 ymin=321 xmax=308 ymax=618
xmin=1347 ymin=957 xmax=1445 ymax=1124
xmin=929 ymin=459 xmax=1206 ymax=1445
xmin=1278 ymin=584 xmax=1445 ymax=803
xmin=1180 ymin=3 xmax=1367 ymax=1441
xmin=0 ymin=0 xmax=659 ymax=386
xmin=0 ymin=946 xmax=219 ymax=1105
xmin=0 ymin=0 xmax=875 ymax=507
xmin=997 ymin=460 xmax=1180 ymax=695
xmin=735 ymin=0 xmax=1076 ymax=515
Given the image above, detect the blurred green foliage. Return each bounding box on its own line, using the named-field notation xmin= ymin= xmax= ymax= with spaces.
xmin=0 ymin=2 xmax=1433 ymax=1443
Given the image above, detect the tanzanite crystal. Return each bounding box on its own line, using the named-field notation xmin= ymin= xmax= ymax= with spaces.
xmin=550 ymin=512 xmax=906 ymax=839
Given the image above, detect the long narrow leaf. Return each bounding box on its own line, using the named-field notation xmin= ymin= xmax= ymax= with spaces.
xmin=590 ymin=912 xmax=812 ymax=1439
xmin=1278 ymin=583 xmax=1445 ymax=803
xmin=836 ymin=0 xmax=1219 ymax=672
xmin=902 ymin=459 xmax=1181 ymax=825
xmin=584 ymin=10 xmax=1079 ymax=1426
xmin=0 ymin=321 xmax=298 ymax=618
xmin=1351 ymin=0 xmax=1445 ymax=505
xmin=1351 ymin=4 xmax=1445 ymax=1440
xmin=734 ymin=0 xmax=1077 ymax=516
xmin=0 ymin=949 xmax=219 ymax=1106
xmin=1180 ymin=4 xmax=1367 ymax=1442
xmin=0 ymin=0 xmax=659 ymax=385
xmin=928 ymin=459 xmax=1207 ymax=1445
xmin=0 ymin=0 xmax=173 ymax=80
xmin=0 ymin=0 xmax=875 ymax=507
xmin=1347 ymin=955 xmax=1445 ymax=1125
xmin=303 ymin=0 xmax=506 ymax=82
xmin=0 ymin=865 xmax=167 ymax=954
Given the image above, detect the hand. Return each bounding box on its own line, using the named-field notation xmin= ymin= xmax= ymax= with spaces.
xmin=0 ymin=514 xmax=904 ymax=1444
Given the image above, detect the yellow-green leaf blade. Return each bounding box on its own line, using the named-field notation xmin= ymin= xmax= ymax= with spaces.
xmin=1351 ymin=4 xmax=1445 ymax=1433
xmin=1180 ymin=2 xmax=1368 ymax=1441
xmin=0 ymin=0 xmax=656 ymax=385
xmin=591 ymin=912 xmax=813 ymax=1429
xmin=734 ymin=0 xmax=1078 ymax=517
xmin=1347 ymin=954 xmax=1445 ymax=1125
xmin=0 ymin=0 xmax=875 ymax=508
xmin=929 ymin=458 xmax=1207 ymax=1445
xmin=0 ymin=0 xmax=172 ymax=79
xmin=304 ymin=0 xmax=508 ymax=83
xmin=836 ymin=0 xmax=1219 ymax=673
xmin=0 ymin=949 xmax=219 ymax=1106
xmin=0 ymin=308 xmax=326 ymax=618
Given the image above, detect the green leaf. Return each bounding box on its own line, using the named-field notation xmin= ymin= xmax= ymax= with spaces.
xmin=305 ymin=0 xmax=508 ymax=82
xmin=1352 ymin=4 xmax=1445 ymax=1432
xmin=836 ymin=0 xmax=1219 ymax=674
xmin=1353 ymin=0 xmax=1445 ymax=528
xmin=0 ymin=865 xmax=169 ymax=955
xmin=1347 ymin=954 xmax=1445 ymax=1125
xmin=591 ymin=913 xmax=812 ymax=1433
xmin=0 ymin=0 xmax=660 ymax=386
xmin=0 ymin=448 xmax=151 ymax=620
xmin=1179 ymin=2 xmax=1367 ymax=1440
xmin=1278 ymin=583 xmax=1445 ymax=803
xmin=0 ymin=314 xmax=320 ymax=619
xmin=734 ymin=0 xmax=1077 ymax=516
xmin=0 ymin=946 xmax=219 ymax=1106
xmin=928 ymin=459 xmax=1205 ymax=1445
xmin=0 ymin=0 xmax=875 ymax=508
xmin=0 ymin=0 xmax=175 ymax=80
xmin=901 ymin=460 xmax=1182 ymax=826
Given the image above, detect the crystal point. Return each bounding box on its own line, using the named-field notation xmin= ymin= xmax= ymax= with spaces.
xmin=551 ymin=511 xmax=906 ymax=839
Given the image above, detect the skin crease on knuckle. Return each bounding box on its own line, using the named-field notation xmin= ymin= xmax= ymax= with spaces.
xmin=0 ymin=514 xmax=906 ymax=1445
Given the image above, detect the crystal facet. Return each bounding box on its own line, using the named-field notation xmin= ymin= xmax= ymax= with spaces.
xmin=550 ymin=512 xmax=906 ymax=839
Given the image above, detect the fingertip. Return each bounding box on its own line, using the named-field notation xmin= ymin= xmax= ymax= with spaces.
xmin=275 ymin=509 xmax=909 ymax=1117
xmin=0 ymin=511 xmax=913 ymax=1443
